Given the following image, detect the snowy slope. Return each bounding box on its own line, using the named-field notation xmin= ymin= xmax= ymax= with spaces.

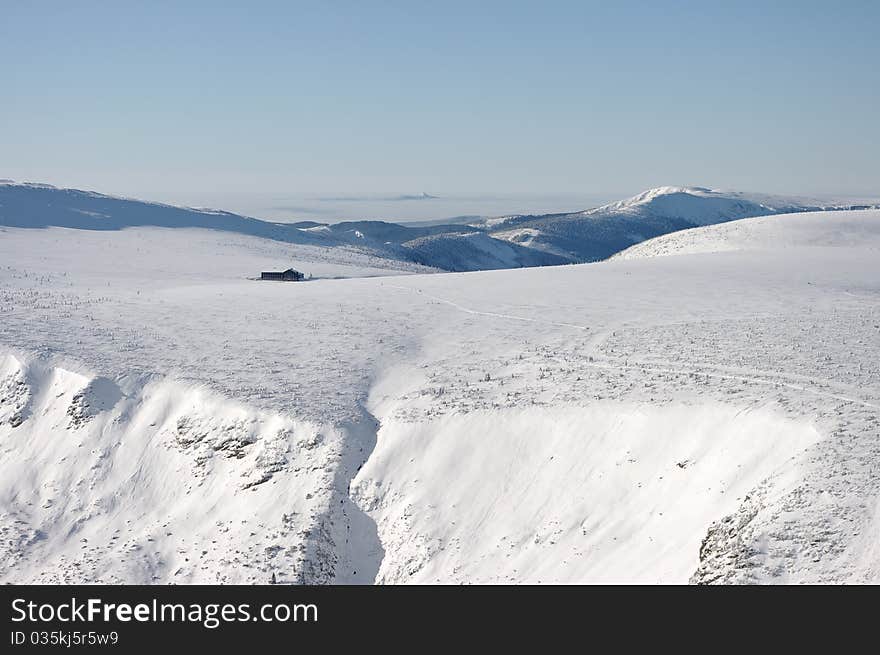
xmin=2 ymin=210 xmax=879 ymax=584
xmin=0 ymin=353 xmax=363 ymax=583
xmin=401 ymin=231 xmax=569 ymax=271
xmin=0 ymin=182 xmax=456 ymax=271
xmin=614 ymin=208 xmax=880 ymax=260
xmin=354 ymin=404 xmax=821 ymax=583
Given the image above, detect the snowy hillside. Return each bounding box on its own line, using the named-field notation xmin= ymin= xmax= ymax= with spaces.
xmin=614 ymin=208 xmax=880 ymax=260
xmin=402 ymin=231 xmax=569 ymax=271
xmin=484 ymin=186 xmax=870 ymax=262
xmin=589 ymin=186 xmax=816 ymax=226
xmin=0 ymin=182 xmax=460 ymax=271
xmin=1 ymin=208 xmax=879 ymax=583
xmin=4 ymin=181 xmax=870 ymax=272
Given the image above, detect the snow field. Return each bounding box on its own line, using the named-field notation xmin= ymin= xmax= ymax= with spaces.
xmin=1 ymin=208 xmax=879 ymax=583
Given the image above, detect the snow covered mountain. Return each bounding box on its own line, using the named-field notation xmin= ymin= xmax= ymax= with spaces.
xmin=1 ymin=207 xmax=879 ymax=583
xmin=482 ymin=186 xmax=870 ymax=261
xmin=3 ymin=181 xmax=870 ymax=272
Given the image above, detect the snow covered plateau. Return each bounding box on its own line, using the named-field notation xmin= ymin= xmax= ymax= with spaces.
xmin=1 ymin=183 xmax=879 ymax=584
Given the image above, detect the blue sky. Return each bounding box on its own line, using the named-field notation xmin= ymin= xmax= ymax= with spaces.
xmin=2 ymin=0 xmax=878 ymax=202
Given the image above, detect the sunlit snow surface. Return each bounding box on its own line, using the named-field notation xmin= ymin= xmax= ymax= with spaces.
xmin=1 ymin=210 xmax=879 ymax=583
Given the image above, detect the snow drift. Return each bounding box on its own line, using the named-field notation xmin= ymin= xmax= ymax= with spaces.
xmin=353 ymin=403 xmax=821 ymax=584
xmin=0 ymin=352 xmax=379 ymax=584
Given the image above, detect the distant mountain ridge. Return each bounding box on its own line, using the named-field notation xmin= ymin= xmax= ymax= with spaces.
xmin=476 ymin=186 xmax=875 ymax=262
xmin=1 ymin=181 xmax=873 ymax=272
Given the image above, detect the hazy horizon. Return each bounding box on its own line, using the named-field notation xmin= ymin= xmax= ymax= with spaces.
xmin=116 ymin=189 xmax=628 ymax=223
xmin=122 ymin=188 xmax=880 ymax=224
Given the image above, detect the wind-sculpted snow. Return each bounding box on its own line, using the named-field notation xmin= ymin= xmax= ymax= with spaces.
xmin=0 ymin=354 xmax=362 ymax=583
xmin=1 ymin=209 xmax=879 ymax=583
xmin=353 ymin=404 xmax=821 ymax=583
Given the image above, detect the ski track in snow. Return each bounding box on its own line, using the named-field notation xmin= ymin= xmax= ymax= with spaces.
xmin=586 ymin=359 xmax=880 ymax=411
xmin=385 ymin=283 xmax=877 ymax=411
xmin=383 ymin=282 xmax=592 ymax=332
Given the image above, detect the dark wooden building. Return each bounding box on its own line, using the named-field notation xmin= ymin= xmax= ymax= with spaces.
xmin=261 ymin=268 xmax=305 ymax=281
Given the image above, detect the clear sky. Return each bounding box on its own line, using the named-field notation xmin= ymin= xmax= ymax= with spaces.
xmin=2 ymin=0 xmax=879 ymax=201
